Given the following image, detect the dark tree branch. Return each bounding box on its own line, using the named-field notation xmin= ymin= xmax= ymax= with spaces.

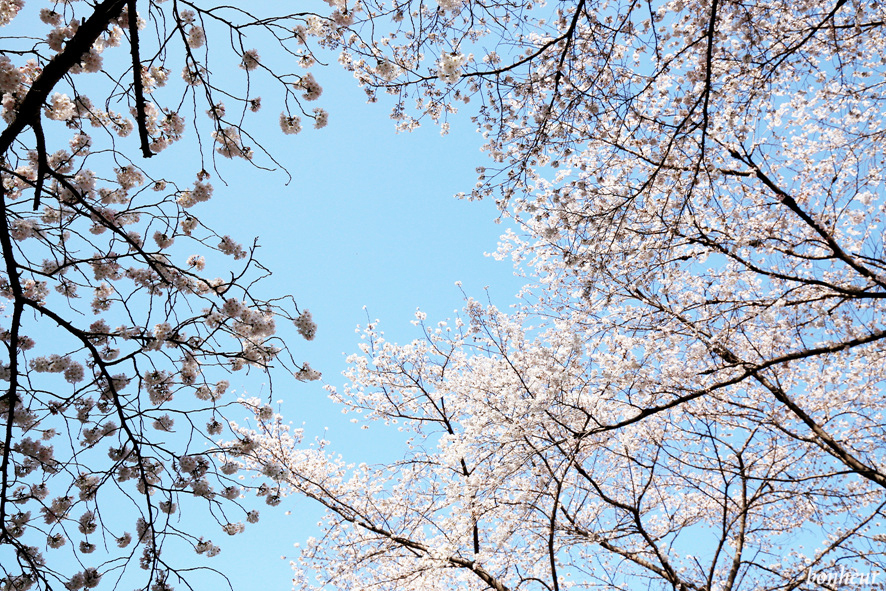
xmin=31 ymin=118 xmax=48 ymax=211
xmin=0 ymin=0 xmax=128 ymax=155
xmin=128 ymin=0 xmax=155 ymax=159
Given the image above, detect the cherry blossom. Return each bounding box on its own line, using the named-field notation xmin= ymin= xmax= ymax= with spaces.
xmin=0 ymin=1 xmax=338 ymax=590
xmin=236 ymin=0 xmax=886 ymax=588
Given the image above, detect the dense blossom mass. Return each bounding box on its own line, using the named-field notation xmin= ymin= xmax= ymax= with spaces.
xmin=0 ymin=1 xmax=336 ymax=590
xmin=236 ymin=0 xmax=886 ymax=589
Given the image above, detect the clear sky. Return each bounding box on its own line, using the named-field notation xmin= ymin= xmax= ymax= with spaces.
xmin=181 ymin=32 xmax=527 ymax=590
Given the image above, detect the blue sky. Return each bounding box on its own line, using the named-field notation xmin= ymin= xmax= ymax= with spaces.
xmin=184 ymin=40 xmax=526 ymax=590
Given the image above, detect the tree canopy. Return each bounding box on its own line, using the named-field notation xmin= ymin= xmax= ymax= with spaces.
xmin=0 ymin=1 xmax=327 ymax=589
xmin=3 ymin=0 xmax=886 ymax=589
xmin=239 ymin=0 xmax=886 ymax=588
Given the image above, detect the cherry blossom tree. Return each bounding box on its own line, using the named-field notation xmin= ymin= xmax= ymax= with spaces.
xmin=0 ymin=1 xmax=333 ymax=589
xmin=238 ymin=0 xmax=886 ymax=588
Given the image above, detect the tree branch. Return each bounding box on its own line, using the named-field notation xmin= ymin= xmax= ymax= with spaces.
xmin=0 ymin=0 xmax=128 ymax=155
xmin=128 ymin=0 xmax=155 ymax=159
